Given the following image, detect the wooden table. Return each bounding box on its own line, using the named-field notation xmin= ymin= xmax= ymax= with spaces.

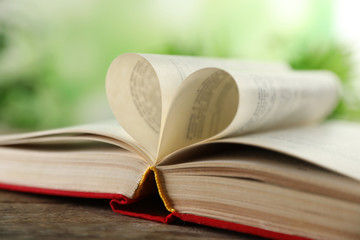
xmin=0 ymin=189 xmax=263 ymax=240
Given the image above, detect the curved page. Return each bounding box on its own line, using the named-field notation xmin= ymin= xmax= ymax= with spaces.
xmin=0 ymin=120 xmax=151 ymax=162
xmin=106 ymin=53 xmax=290 ymax=161
xmin=157 ymin=68 xmax=339 ymax=160
xmin=218 ymin=120 xmax=360 ymax=181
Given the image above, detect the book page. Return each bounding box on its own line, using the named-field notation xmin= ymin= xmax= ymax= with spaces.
xmin=0 ymin=143 xmax=149 ymax=198
xmin=218 ymin=120 xmax=360 ymax=181
xmin=0 ymin=120 xmax=152 ymax=163
xmin=157 ymin=68 xmax=339 ymax=160
xmin=158 ymin=142 xmax=360 ymax=203
xmin=106 ymin=53 xmax=290 ymax=161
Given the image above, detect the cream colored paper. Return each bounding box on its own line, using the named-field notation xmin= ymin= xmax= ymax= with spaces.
xmin=157 ymin=68 xmax=339 ymax=159
xmin=218 ymin=120 xmax=360 ymax=181
xmin=106 ymin=53 xmax=291 ymax=159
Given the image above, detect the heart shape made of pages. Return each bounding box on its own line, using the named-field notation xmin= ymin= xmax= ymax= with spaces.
xmin=106 ymin=53 xmax=239 ymax=161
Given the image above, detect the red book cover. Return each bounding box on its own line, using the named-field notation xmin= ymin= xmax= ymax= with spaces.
xmin=110 ymin=195 xmax=310 ymax=240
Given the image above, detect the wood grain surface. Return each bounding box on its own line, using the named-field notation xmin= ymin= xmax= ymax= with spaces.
xmin=0 ymin=189 xmax=263 ymax=240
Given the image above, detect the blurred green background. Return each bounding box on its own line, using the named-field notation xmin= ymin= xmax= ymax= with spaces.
xmin=0 ymin=0 xmax=359 ymax=131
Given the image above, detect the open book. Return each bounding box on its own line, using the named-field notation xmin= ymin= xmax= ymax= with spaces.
xmin=1 ymin=53 xmax=360 ymax=240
